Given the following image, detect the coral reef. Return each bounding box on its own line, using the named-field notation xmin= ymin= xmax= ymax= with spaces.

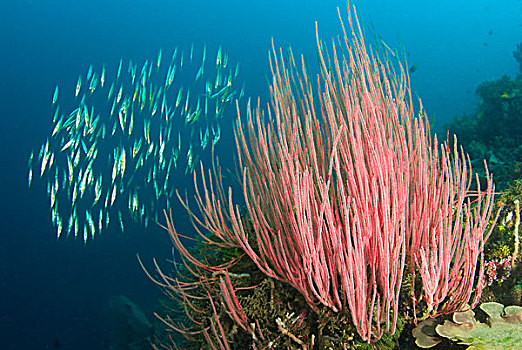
xmin=147 ymin=8 xmax=519 ymax=350
xmin=479 ymin=180 xmax=522 ymax=307
xmin=151 ymin=235 xmax=404 ymax=349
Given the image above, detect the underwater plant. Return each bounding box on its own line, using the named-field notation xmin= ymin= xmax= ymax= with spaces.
xmin=413 ymin=302 xmax=522 ymax=349
xmin=145 ymin=2 xmax=498 ymax=348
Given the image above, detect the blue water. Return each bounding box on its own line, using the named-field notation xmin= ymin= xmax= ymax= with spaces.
xmin=0 ymin=0 xmax=521 ymax=349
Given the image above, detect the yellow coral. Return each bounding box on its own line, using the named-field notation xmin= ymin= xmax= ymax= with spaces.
xmin=490 ymin=244 xmax=512 ymax=260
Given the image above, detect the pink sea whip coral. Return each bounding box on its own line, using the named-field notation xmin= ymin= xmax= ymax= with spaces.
xmin=147 ymin=2 xmax=498 ymax=346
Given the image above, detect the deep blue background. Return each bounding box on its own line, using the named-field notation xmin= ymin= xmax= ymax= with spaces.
xmin=0 ymin=1 xmax=521 ymax=348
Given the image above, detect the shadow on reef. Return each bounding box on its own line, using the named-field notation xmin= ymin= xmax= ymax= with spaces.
xmin=443 ymin=42 xmax=522 ymax=190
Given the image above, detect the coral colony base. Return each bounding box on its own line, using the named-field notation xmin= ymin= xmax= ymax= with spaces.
xmin=142 ymin=3 xmax=500 ymax=349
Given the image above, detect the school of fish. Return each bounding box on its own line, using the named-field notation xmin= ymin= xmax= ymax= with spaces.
xmin=28 ymin=45 xmax=243 ymax=242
